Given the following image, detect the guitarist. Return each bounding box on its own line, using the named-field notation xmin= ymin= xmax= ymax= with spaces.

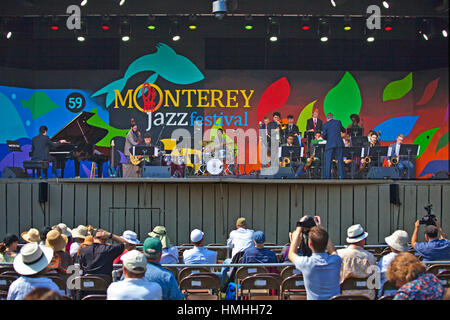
xmin=138 ymin=133 xmax=158 ymax=166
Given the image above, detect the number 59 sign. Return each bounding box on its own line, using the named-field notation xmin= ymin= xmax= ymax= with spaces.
xmin=65 ymin=92 xmax=86 ymax=113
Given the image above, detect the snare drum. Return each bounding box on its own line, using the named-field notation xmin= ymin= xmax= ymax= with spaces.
xmin=217 ymin=149 xmax=227 ymax=160
xmin=206 ymin=158 xmax=224 ymax=175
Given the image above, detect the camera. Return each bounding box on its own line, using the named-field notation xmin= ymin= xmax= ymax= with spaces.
xmin=419 ymin=204 xmax=436 ymax=226
xmin=296 ymin=216 xmax=317 ymax=229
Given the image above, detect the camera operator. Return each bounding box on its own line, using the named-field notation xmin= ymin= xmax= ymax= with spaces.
xmin=411 ymin=218 xmax=450 ymax=261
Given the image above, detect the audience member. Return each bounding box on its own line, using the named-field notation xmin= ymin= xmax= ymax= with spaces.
xmin=7 ymin=242 xmax=62 ymax=300
xmin=288 ymin=224 xmax=341 ymax=300
xmin=39 ymin=226 xmax=52 ymax=246
xmin=0 ymin=234 xmax=19 ymax=263
xmin=387 ymin=252 xmax=445 ymax=300
xmin=53 ymin=223 xmax=73 ymax=253
xmin=78 ymin=229 xmax=129 ymax=278
xmin=227 ymin=218 xmax=254 ymax=259
xmin=241 ymin=231 xmax=277 ymax=264
xmin=77 ymin=235 xmax=94 ymax=257
xmin=183 ymin=229 xmax=217 ymax=264
xmin=149 ymin=226 xmax=179 ymax=264
xmin=70 ymin=225 xmax=89 ymax=258
xmin=377 ymin=230 xmax=409 ymax=296
xmin=142 ymin=237 xmax=184 ymax=300
xmin=24 ymin=288 xmax=62 ymax=300
xmin=412 ymin=219 xmax=450 ymax=261
xmin=280 ymin=216 xmax=319 ymax=261
xmin=45 ymin=229 xmax=72 ymax=274
xmin=21 ymin=228 xmax=41 ymax=244
xmin=107 ymin=250 xmax=162 ymax=300
xmin=113 ymin=230 xmax=140 ymax=264
xmin=337 ymin=224 xmax=377 ymax=299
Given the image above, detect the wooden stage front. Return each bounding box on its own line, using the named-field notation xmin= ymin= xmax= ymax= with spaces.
xmin=1 ymin=177 xmax=449 ymax=246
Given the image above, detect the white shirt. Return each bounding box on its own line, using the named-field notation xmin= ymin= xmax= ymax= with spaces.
xmin=227 ymin=227 xmax=255 ymax=258
xmin=70 ymin=242 xmax=81 ymax=257
xmin=182 ymin=246 xmax=217 ymax=264
xmin=7 ymin=276 xmax=62 ymax=300
xmin=161 ymin=246 xmax=179 ymax=264
xmin=107 ymin=277 xmax=162 ymax=300
xmin=377 ymin=252 xmax=398 ymax=296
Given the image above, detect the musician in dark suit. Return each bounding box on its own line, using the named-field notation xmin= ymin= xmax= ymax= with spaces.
xmin=306 ymin=109 xmax=323 ymax=133
xmin=388 ymin=134 xmax=415 ymax=179
xmin=322 ymin=113 xmax=346 ymax=179
xmin=282 ymin=115 xmax=300 ymax=145
xmin=31 ymin=126 xmax=66 ymax=178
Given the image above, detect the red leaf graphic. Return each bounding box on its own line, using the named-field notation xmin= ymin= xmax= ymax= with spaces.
xmin=416 ymin=77 xmax=440 ymax=106
xmin=257 ymin=77 xmax=290 ymax=122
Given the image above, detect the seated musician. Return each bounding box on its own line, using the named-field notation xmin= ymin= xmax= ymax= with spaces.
xmin=342 ymin=135 xmax=352 ymax=165
xmin=314 ymin=132 xmax=324 ymax=141
xmin=137 ymin=132 xmax=158 ymax=166
xmin=31 ymin=126 xmax=66 ymax=178
xmin=282 ymin=115 xmax=300 ymax=145
xmin=368 ymin=131 xmax=380 ymax=147
xmin=347 ymin=114 xmax=361 ymax=129
xmin=388 ymin=134 xmax=415 ymax=179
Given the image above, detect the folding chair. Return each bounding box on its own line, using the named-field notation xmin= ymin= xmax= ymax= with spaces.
xmin=0 ymin=275 xmax=16 ymax=295
xmin=0 ymin=266 xmax=15 ymax=274
xmin=340 ymin=276 xmax=374 ymax=299
xmin=436 ymin=270 xmax=450 ymax=288
xmin=380 ymin=280 xmax=398 ymax=297
xmin=235 ymin=266 xmax=268 ymax=287
xmin=206 ymin=245 xmax=228 ymax=263
xmin=0 ymin=271 xmax=19 ymax=277
xmin=280 ymin=265 xmax=302 ymax=280
xmin=239 ymin=274 xmax=281 ymax=300
xmin=378 ymin=295 xmax=395 ymax=300
xmin=426 ymin=264 xmax=450 ymax=275
xmin=179 ymin=273 xmax=221 ymax=300
xmin=163 ymin=266 xmax=179 ymax=280
xmin=178 ymin=266 xmax=211 ymax=283
xmin=81 ymin=294 xmax=107 ymax=300
xmin=85 ymin=273 xmax=112 ymax=285
xmin=330 ymin=294 xmax=371 ymax=300
xmin=281 ymin=274 xmax=307 ymax=300
xmin=71 ymin=275 xmax=110 ymax=300
xmin=45 ymin=274 xmax=68 ymax=294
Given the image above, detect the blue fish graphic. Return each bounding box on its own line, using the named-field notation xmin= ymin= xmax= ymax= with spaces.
xmin=92 ymin=43 xmax=204 ymax=107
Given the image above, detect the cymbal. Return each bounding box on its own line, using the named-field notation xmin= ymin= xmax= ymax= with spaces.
xmin=200 ymin=140 xmax=213 ymax=146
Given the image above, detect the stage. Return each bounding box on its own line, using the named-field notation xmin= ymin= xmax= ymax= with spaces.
xmin=1 ymin=177 xmax=448 ymax=248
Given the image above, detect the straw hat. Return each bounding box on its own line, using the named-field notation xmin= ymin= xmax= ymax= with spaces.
xmin=148 ymin=226 xmax=172 ymax=249
xmin=346 ymin=224 xmax=369 ymax=244
xmin=53 ymin=223 xmax=72 ymax=237
xmin=385 ymin=230 xmax=409 ymax=252
xmin=21 ymin=228 xmax=41 ymax=243
xmin=45 ymin=229 xmax=68 ymax=252
xmin=71 ymin=225 xmax=89 ymax=239
xmin=14 ymin=242 xmax=54 ymax=276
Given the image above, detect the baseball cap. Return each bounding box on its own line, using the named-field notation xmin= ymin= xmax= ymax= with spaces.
xmin=143 ymin=237 xmax=162 ymax=256
xmin=190 ymin=229 xmax=204 ymax=243
xmin=121 ymin=250 xmax=147 ymax=274
xmin=253 ymin=231 xmax=266 ymax=244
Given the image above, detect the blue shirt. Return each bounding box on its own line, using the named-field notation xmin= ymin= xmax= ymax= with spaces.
xmin=414 ymin=239 xmax=450 ymax=261
xmin=107 ymin=277 xmax=162 ymax=300
xmin=241 ymin=247 xmax=277 ymax=264
xmin=7 ymin=276 xmax=62 ymax=300
xmin=294 ymin=253 xmax=342 ymax=300
xmin=377 ymin=252 xmax=398 ymax=296
xmin=182 ymin=246 xmax=217 ymax=265
xmin=144 ymin=262 xmax=184 ymax=300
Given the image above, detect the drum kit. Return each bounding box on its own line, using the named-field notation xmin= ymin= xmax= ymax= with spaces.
xmin=195 ymin=139 xmax=236 ymax=176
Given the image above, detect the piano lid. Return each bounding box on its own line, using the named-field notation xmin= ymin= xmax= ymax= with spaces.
xmin=51 ymin=111 xmax=108 ymax=146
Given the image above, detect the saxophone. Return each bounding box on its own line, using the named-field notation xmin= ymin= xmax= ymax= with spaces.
xmin=360 ymin=156 xmax=371 ymax=170
xmin=281 ymin=157 xmax=291 ymax=167
xmin=390 ymin=156 xmax=399 ymax=166
xmin=306 ymin=150 xmax=316 ymax=167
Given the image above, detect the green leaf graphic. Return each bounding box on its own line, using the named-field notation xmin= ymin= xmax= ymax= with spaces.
xmin=86 ymin=108 xmax=129 ymax=147
xmin=435 ymin=131 xmax=449 ymax=154
xmin=412 ymin=127 xmax=439 ymax=158
xmin=21 ymin=91 xmax=61 ymax=119
xmin=383 ymin=72 xmax=413 ymax=102
xmin=297 ymin=100 xmax=317 ymax=132
xmin=323 ymin=72 xmax=361 ymax=128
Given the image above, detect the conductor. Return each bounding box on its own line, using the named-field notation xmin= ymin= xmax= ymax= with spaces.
xmin=322 ymin=113 xmax=346 ymax=179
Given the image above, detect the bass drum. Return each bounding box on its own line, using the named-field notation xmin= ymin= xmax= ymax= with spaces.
xmin=206 ymin=158 xmax=223 ymax=175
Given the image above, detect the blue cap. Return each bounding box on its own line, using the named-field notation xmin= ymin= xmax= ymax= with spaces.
xmin=253 ymin=231 xmax=266 ymax=244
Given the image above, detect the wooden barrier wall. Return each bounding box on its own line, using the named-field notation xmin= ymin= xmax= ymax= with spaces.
xmin=0 ymin=179 xmax=449 ymax=246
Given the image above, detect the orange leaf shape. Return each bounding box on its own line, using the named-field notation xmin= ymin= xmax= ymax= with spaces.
xmin=257 ymin=77 xmax=290 ymax=122
xmin=416 ymin=77 xmax=440 ymax=106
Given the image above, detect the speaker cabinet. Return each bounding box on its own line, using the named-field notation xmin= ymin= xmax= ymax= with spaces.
xmin=39 ymin=182 xmax=48 ymax=203
xmin=367 ymin=167 xmax=400 ymax=179
xmin=390 ymin=184 xmax=400 ymax=205
xmin=142 ymin=166 xmax=172 ymax=178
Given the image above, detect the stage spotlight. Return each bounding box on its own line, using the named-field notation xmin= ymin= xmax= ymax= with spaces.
xmin=382 ymin=1 xmax=389 ymax=9
xmin=147 ymin=15 xmax=156 ymax=30
xmin=267 ymin=17 xmax=279 ymax=42
xmin=366 ymin=29 xmax=376 ymax=42
xmin=301 ymin=16 xmax=311 ymax=31
xmin=170 ymin=20 xmax=181 ymax=41
xmin=343 ymin=16 xmax=352 ymax=31
xmin=244 ymin=14 xmax=253 ymax=30
xmin=212 ymin=0 xmax=227 ymax=20
xmin=50 ymin=17 xmax=60 ymax=30
xmin=120 ymin=18 xmax=131 ymax=42
xmin=75 ymin=19 xmax=87 ymax=42
xmin=330 ymin=0 xmax=336 ymax=7
xmin=188 ymin=14 xmax=197 ymax=30
xmin=418 ymin=19 xmax=432 ymax=40
xmin=384 ymin=17 xmax=393 ymax=31
xmin=443 ymin=28 xmax=448 ymax=38
xmin=6 ymin=31 xmax=12 ymax=39
xmin=80 ymin=0 xmax=87 ymax=6
xmin=318 ymin=18 xmax=330 ymax=42
xmin=101 ymin=16 xmax=110 ymax=30
xmin=119 ymin=0 xmax=126 ymax=6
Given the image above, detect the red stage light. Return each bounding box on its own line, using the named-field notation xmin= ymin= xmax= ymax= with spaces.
xmin=102 ymin=25 xmax=110 ymax=30
xmin=51 ymin=25 xmax=59 ymax=30
xmin=385 ymin=26 xmax=392 ymax=31
xmin=302 ymin=25 xmax=310 ymax=31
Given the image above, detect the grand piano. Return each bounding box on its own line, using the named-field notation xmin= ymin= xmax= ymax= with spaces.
xmin=50 ymin=111 xmax=110 ymax=178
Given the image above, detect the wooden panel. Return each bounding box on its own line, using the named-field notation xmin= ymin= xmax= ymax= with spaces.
xmin=227 ymin=184 xmax=241 ymax=235
xmin=19 ymin=183 xmax=32 ymax=235
xmin=48 ymin=182 xmax=62 ymax=227
xmin=177 ymin=184 xmax=190 ymax=244
xmin=252 ymin=184 xmax=265 ymax=233
xmin=442 ymin=185 xmax=450 ymax=237
xmin=32 ymin=182 xmax=46 ymax=231
xmin=429 ymin=185 xmax=442 ymax=225
xmin=112 ymin=184 xmax=126 ymax=236
xmin=290 ymin=185 xmax=303 ymax=232
xmin=378 ymin=184 xmax=391 ymax=242
xmin=240 ymin=184 xmax=253 ymax=231
xmin=61 ymin=183 xmax=75 ymax=227
xmin=87 ymin=184 xmax=100 ymax=229
xmin=366 ymin=185 xmax=379 ymax=244
xmin=7 ymin=183 xmax=19 ymax=237
xmin=315 ymin=185 xmax=328 ymax=232
xmin=353 ymin=185 xmax=366 ymax=227
xmin=416 ymin=185 xmax=429 ymax=243
xmin=99 ymin=183 xmax=113 ymax=230
xmin=277 ymin=184 xmax=290 ymax=245
xmin=214 ymin=183 xmax=228 ymax=244
xmin=202 ymin=184 xmax=215 ymax=245
xmin=74 ymin=184 xmax=87 ymax=228
xmin=303 ymin=185 xmax=316 ymax=216
xmin=264 ymin=184 xmax=278 ymax=243
xmin=0 ymin=183 xmax=7 ymax=237
xmin=126 ymin=184 xmax=139 ymax=236
xmin=402 ymin=185 xmax=417 ymax=238
xmin=151 ymin=184 xmax=165 ymax=228
xmin=340 ymin=185 xmax=353 ymax=244
xmin=163 ymin=184 xmax=177 ymax=245
xmin=189 ymin=184 xmax=203 ymax=233
xmin=328 ymin=185 xmax=341 ymax=244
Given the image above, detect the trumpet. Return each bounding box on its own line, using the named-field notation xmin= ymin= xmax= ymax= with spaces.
xmin=390 ymin=156 xmax=399 ymax=166
xmin=360 ymin=156 xmax=371 ymax=170
xmin=281 ymin=157 xmax=291 ymax=167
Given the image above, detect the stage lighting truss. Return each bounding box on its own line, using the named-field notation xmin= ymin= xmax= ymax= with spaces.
xmin=120 ymin=18 xmax=131 ymax=42
xmin=170 ymin=19 xmax=181 ymax=41
xmin=267 ymin=17 xmax=280 ymax=42
xmin=318 ymin=18 xmax=330 ymax=42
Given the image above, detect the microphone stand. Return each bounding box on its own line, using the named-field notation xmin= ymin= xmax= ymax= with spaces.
xmin=155 ymin=123 xmax=166 ymax=166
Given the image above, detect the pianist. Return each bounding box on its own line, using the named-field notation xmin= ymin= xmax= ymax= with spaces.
xmin=31 ymin=126 xmax=66 ymax=178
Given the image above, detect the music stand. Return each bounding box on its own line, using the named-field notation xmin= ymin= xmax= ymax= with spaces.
xmin=368 ymin=146 xmax=389 ymax=166
xmin=130 ymin=146 xmax=155 ymax=166
xmin=303 ymin=131 xmax=316 ymax=155
xmin=281 ymin=146 xmax=303 ymax=162
xmin=7 ymin=140 xmax=22 ymax=168
xmin=342 ymin=146 xmax=365 ymax=179
xmin=347 ymin=127 xmax=364 ymax=137
xmin=350 ymin=136 xmax=369 ymax=147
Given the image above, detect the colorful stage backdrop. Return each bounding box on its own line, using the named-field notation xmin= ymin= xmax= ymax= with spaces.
xmin=0 ymin=42 xmax=448 ymax=178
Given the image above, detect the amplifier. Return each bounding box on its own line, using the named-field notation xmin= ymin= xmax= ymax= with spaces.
xmin=142 ymin=166 xmax=172 ymax=178
xmin=260 ymin=166 xmax=296 ymax=179
xmin=367 ymin=167 xmax=400 ymax=179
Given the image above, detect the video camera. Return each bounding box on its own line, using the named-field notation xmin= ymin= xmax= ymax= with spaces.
xmin=419 ymin=204 xmax=436 ymax=226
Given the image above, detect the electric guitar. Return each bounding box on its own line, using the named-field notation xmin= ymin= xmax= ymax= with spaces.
xmin=108 ymin=139 xmax=117 ymax=177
